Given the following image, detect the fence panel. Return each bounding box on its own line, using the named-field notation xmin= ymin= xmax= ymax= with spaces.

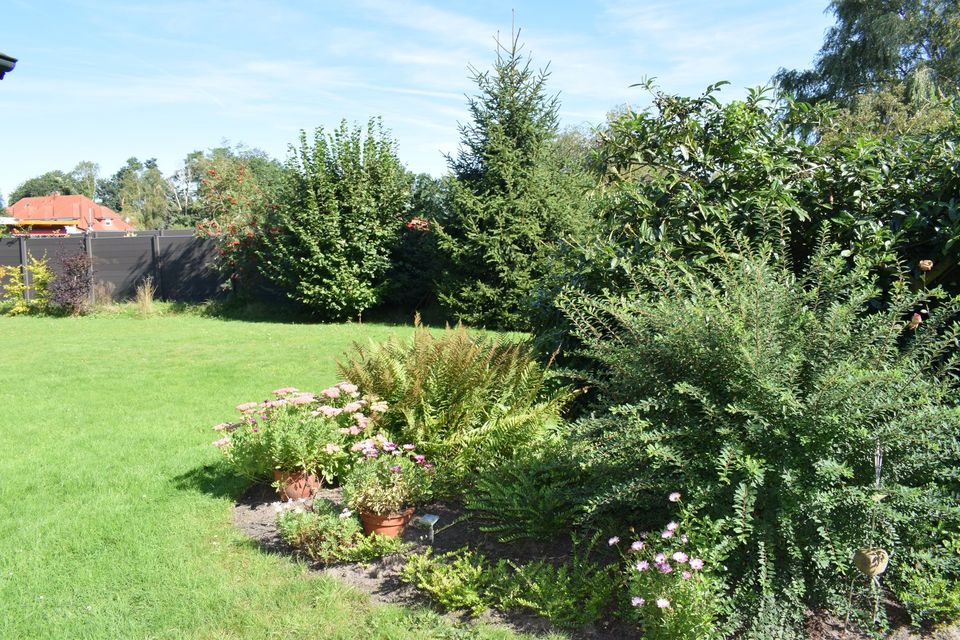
xmin=159 ymin=237 xmax=225 ymax=301
xmin=0 ymin=232 xmax=224 ymax=303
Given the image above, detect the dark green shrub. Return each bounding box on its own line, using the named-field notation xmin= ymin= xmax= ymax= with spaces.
xmin=257 ymin=119 xmax=412 ymax=321
xmin=500 ymin=541 xmax=617 ymax=629
xmin=464 ymin=452 xmax=583 ymax=542
xmin=559 ymin=239 xmax=960 ymax=632
xmin=338 ymin=323 xmax=572 ymax=491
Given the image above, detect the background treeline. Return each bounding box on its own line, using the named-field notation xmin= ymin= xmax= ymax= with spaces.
xmin=4 ymin=1 xmax=959 ymax=331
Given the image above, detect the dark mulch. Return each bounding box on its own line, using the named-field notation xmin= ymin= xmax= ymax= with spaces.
xmin=234 ymin=484 xmax=959 ymax=640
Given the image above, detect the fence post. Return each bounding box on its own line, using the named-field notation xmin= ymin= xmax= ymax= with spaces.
xmin=151 ymin=233 xmax=166 ymax=300
xmin=85 ymin=233 xmax=95 ymax=305
xmin=18 ymin=235 xmax=31 ymax=302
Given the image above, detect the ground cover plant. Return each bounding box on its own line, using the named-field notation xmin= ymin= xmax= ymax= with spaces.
xmin=0 ymin=314 xmax=540 ymax=640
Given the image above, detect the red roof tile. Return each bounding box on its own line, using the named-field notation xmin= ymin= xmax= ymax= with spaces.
xmin=7 ymin=194 xmax=134 ymax=232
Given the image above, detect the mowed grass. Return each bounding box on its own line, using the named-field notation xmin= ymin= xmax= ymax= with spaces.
xmin=0 ymin=315 xmax=547 ymax=640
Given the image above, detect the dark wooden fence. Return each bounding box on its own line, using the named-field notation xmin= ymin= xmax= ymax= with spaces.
xmin=0 ymin=230 xmax=225 ymax=302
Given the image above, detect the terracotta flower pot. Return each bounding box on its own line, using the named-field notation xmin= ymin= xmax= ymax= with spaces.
xmin=272 ymin=470 xmax=321 ymax=501
xmin=360 ymin=507 xmax=415 ymax=538
xmin=854 ymin=547 xmax=889 ymax=577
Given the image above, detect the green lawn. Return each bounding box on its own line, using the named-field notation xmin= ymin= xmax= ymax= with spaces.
xmin=0 ymin=315 xmax=547 ymax=640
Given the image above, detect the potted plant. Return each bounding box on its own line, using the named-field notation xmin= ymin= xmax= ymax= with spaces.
xmin=342 ymin=435 xmax=434 ymax=537
xmin=212 ymin=383 xmax=385 ymax=500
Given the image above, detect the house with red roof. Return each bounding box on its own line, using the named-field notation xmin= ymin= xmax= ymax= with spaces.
xmin=4 ymin=193 xmax=134 ymax=235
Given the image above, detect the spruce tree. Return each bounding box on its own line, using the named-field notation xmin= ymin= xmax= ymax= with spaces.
xmin=436 ymin=31 xmax=591 ymax=331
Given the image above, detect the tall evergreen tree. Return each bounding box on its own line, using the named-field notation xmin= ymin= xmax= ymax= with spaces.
xmin=436 ymin=31 xmax=591 ymax=330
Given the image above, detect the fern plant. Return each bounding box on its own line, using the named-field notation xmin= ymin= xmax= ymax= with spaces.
xmin=464 ymin=452 xmax=583 ymax=542
xmin=338 ymin=321 xmax=572 ymax=490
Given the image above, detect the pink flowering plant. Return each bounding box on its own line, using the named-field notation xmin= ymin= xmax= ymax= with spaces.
xmin=613 ymin=493 xmax=724 ymax=640
xmin=212 ymin=382 xmax=386 ymax=484
xmin=342 ymin=435 xmax=434 ymax=516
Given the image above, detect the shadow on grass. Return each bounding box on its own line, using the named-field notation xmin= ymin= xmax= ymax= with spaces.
xmin=171 ymin=461 xmax=251 ymax=500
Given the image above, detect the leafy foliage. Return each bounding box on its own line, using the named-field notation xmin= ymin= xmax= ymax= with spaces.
xmin=436 ymin=32 xmax=593 ymax=330
xmin=776 ymin=0 xmax=960 ymax=106
xmin=464 ymin=452 xmax=583 ymax=542
xmin=401 ymin=549 xmax=509 ymax=616
xmin=338 ymin=322 xmax=571 ymax=491
xmin=0 ymin=254 xmax=53 ymax=316
xmin=534 ymin=82 xmax=960 ymax=353
xmin=257 ymin=119 xmax=412 ymax=321
xmin=401 ymin=542 xmax=616 ymax=629
xmin=499 ymin=541 xmax=617 ymax=629
xmin=276 ymin=498 xmax=407 ymax=564
xmin=559 ymin=239 xmax=960 ymax=631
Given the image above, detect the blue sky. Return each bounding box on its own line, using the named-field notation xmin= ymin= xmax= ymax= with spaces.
xmin=0 ymin=1 xmax=833 ymax=202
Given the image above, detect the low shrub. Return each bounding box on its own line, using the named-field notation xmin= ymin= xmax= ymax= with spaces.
xmin=464 ymin=451 xmax=583 ymax=542
xmin=50 ymin=251 xmax=93 ymax=315
xmin=0 ymin=254 xmax=53 ymax=315
xmin=277 ymin=498 xmax=407 ymax=564
xmin=338 ymin=322 xmax=572 ymax=491
xmin=400 ymin=542 xmax=618 ymax=629
xmin=500 ymin=539 xmax=617 ymax=628
xmin=401 ymin=549 xmax=508 ymax=616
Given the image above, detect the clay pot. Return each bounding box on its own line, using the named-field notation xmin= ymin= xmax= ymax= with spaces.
xmin=854 ymin=547 xmax=889 ymax=577
xmin=272 ymin=470 xmax=321 ymax=501
xmin=359 ymin=507 xmax=415 ymax=538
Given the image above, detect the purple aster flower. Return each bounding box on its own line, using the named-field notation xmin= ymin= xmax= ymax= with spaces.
xmin=631 ymin=596 xmax=645 ymax=607
xmin=608 ymin=536 xmax=620 ymax=546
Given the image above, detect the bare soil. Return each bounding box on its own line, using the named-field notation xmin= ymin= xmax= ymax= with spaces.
xmin=233 ymin=484 xmax=959 ymax=640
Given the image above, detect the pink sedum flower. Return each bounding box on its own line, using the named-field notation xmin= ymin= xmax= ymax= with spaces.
xmin=320 ymin=386 xmax=341 ymax=399
xmin=342 ymin=401 xmax=363 ymax=413
xmin=235 ymin=402 xmax=259 ymax=413
xmin=272 ymin=387 xmax=298 ymax=395
xmin=337 ymin=382 xmax=359 ymax=394
xmin=212 ymin=437 xmax=230 ymax=447
xmin=690 ymin=558 xmax=704 ymax=570
xmin=324 ymin=443 xmax=341 ymax=454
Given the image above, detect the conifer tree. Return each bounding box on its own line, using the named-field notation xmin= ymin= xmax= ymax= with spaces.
xmin=436 ymin=31 xmax=591 ymax=331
